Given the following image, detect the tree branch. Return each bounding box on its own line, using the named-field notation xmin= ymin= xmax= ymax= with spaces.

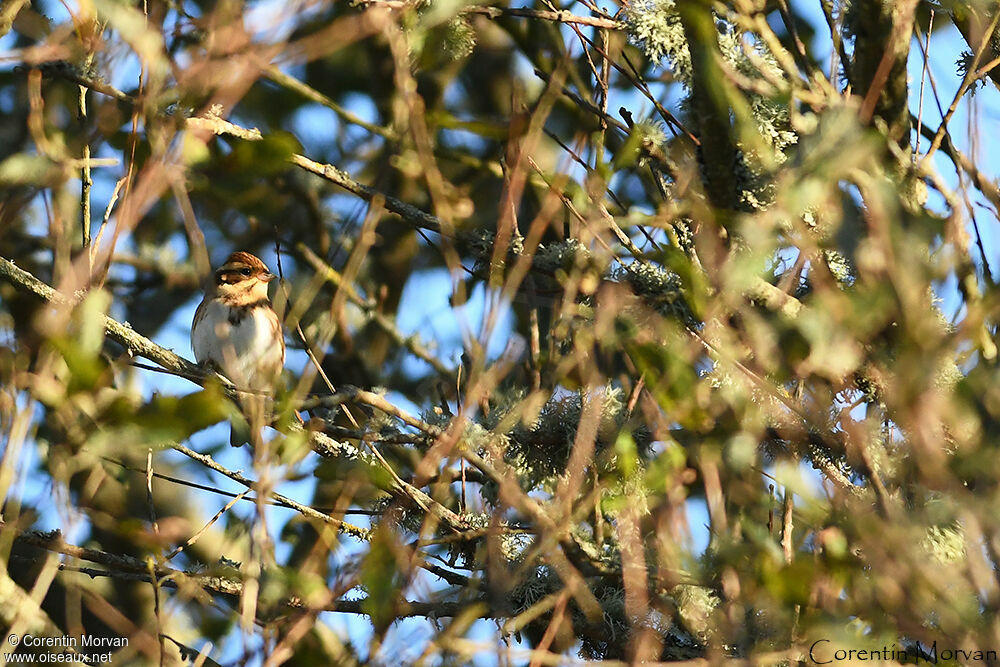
xmin=0 ymin=255 xmax=470 ymax=535
xmin=465 ymin=5 xmax=623 ymax=30
xmin=852 ymin=0 xmax=916 ymax=147
xmin=678 ymin=1 xmax=740 ymax=211
xmin=10 ymin=529 xmax=488 ymax=620
xmin=0 ymin=256 xmax=216 ymax=383
xmin=169 ymin=442 xmax=371 ymax=540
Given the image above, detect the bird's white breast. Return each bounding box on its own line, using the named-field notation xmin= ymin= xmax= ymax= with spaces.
xmin=192 ymin=300 xmax=283 ymax=390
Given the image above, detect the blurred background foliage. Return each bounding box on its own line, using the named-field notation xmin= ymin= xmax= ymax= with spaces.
xmin=2 ymin=0 xmax=1000 ymax=663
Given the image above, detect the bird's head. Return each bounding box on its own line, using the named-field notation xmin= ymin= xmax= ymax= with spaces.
xmin=213 ymin=251 xmax=276 ymax=302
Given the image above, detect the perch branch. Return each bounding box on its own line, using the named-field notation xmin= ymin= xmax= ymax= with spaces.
xmin=10 ymin=529 xmax=482 ymax=619
xmin=0 ymin=256 xmax=216 ymax=383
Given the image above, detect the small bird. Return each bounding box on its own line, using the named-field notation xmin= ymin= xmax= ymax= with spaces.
xmin=192 ymin=251 xmax=285 ymax=444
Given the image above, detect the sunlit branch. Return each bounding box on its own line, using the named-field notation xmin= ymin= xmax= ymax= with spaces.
xmin=0 ymin=255 xmax=215 ymax=383
xmin=10 ymin=530 xmax=482 ymax=620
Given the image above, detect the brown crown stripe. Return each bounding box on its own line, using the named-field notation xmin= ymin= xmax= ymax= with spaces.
xmin=222 ymin=251 xmax=268 ymax=272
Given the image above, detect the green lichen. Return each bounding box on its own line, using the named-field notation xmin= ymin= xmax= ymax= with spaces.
xmin=922 ymin=525 xmax=964 ymax=564
xmin=624 ymin=0 xmax=690 ymax=76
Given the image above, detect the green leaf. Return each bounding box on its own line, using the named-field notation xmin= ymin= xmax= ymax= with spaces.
xmin=76 ymin=290 xmax=111 ymax=359
xmin=612 ymin=126 xmax=645 ymax=171
xmin=47 ymin=290 xmax=113 ymax=394
xmin=626 ymin=338 xmax=704 ymax=427
xmin=0 ymin=154 xmax=67 ymax=187
xmin=224 ymin=131 xmax=302 ymax=177
xmin=360 ymin=526 xmax=405 ymax=630
xmin=133 ymin=386 xmax=233 ymax=445
xmin=614 ymin=431 xmax=638 ymax=477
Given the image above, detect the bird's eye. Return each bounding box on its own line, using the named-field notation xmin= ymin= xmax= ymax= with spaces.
xmin=240 ymin=268 xmax=252 ymax=276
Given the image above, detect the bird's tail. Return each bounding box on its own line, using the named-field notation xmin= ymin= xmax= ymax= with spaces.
xmin=231 ymin=393 xmax=269 ymax=447
xmin=230 ymin=419 xmax=251 ymax=447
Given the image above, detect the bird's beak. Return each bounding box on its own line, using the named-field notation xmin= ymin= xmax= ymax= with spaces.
xmin=261 ymin=272 xmax=277 ymax=283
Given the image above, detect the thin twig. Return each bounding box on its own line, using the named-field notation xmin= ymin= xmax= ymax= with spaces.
xmin=262 ymin=64 xmax=395 ymax=140
xmin=0 ymin=256 xmax=217 ymax=383
xmin=165 ymin=490 xmax=251 ymax=561
xmin=145 ymin=448 xmax=160 ymax=539
xmin=105 ymin=454 xmax=389 ymax=515
xmin=10 ymin=529 xmax=489 ymax=619
xmin=781 ymin=490 xmax=794 ymax=563
xmin=147 ymin=555 xmax=166 ymax=667
xmin=464 ymin=5 xmax=622 ymax=29
xmin=914 ymin=10 xmax=934 ymax=158
xmin=922 ymin=8 xmax=1000 ymax=163
xmin=296 ymin=237 xmax=456 ymax=379
xmin=77 ymin=73 xmax=92 ymax=280
xmin=170 ymin=442 xmax=371 ymax=539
